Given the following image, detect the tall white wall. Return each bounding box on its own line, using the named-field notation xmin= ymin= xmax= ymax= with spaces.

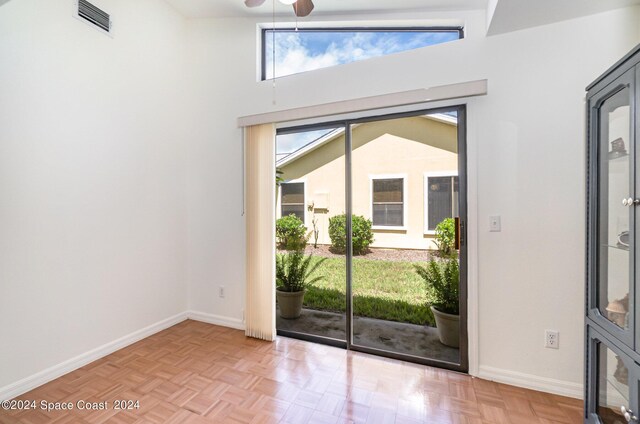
xmin=0 ymin=0 xmax=189 ymax=389
xmin=185 ymin=7 xmax=640 ymax=393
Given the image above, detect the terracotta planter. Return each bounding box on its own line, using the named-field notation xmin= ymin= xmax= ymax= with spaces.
xmin=276 ymin=290 xmax=305 ymax=319
xmin=431 ymin=306 xmax=460 ymax=348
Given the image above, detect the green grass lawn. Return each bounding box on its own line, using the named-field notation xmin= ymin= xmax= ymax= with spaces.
xmin=301 ymin=256 xmax=435 ymax=326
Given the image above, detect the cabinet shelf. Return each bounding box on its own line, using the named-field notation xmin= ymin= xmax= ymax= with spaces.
xmin=601 ymin=243 xmax=630 ymax=251
xmin=609 ymin=152 xmax=629 ymax=161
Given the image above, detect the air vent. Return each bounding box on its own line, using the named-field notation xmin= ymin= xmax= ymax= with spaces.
xmin=77 ymin=0 xmax=111 ymax=33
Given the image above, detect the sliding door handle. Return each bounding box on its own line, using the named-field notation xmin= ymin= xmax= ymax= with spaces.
xmin=455 ymin=217 xmax=464 ymax=250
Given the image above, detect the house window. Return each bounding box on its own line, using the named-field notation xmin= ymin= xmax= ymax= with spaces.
xmin=281 ymin=182 xmax=305 ymax=223
xmin=425 ymin=174 xmax=459 ymax=232
xmin=263 ymin=28 xmax=463 ymax=80
xmin=372 ymin=178 xmax=404 ymax=227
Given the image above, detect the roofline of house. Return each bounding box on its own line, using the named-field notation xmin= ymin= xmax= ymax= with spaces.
xmin=276 ymin=127 xmax=346 ymax=168
xmin=276 ymin=113 xmax=457 ymax=168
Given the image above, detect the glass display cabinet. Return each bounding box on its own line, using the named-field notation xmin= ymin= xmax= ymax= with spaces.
xmin=586 ymin=44 xmax=640 ymax=423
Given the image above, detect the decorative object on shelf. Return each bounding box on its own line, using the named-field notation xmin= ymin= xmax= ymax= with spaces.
xmin=609 ymin=137 xmax=628 ymax=159
xmin=614 ymin=355 xmax=629 ymax=385
xmin=618 ymin=230 xmax=630 ymax=248
xmin=606 ymin=293 xmax=629 ymax=328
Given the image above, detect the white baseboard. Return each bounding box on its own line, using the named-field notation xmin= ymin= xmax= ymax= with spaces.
xmin=187 ymin=310 xmax=245 ymax=331
xmin=0 ymin=312 xmax=188 ymax=402
xmin=477 ymin=365 xmax=583 ymax=399
xmin=0 ymin=310 xmax=583 ymax=403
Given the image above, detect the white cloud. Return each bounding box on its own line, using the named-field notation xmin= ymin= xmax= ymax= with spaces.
xmin=265 ymin=31 xmax=456 ymax=79
xmin=265 ymin=32 xmax=384 ymax=78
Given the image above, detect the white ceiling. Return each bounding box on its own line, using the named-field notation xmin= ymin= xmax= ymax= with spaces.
xmin=163 ymin=0 xmax=488 ymax=19
xmin=164 ymin=0 xmax=640 ymax=36
xmin=487 ymin=0 xmax=640 ymax=35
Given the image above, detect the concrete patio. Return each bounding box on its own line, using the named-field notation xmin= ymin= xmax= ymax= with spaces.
xmin=276 ymin=307 xmax=460 ymax=364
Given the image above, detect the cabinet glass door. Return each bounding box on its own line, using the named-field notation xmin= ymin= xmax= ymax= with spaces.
xmin=596 ymin=342 xmax=631 ymax=423
xmin=591 ymin=69 xmax=636 ymax=348
xmin=587 ymin=328 xmax=639 ymax=424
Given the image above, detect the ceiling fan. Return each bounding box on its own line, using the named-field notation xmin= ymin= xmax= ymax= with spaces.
xmin=244 ymin=0 xmax=314 ymax=17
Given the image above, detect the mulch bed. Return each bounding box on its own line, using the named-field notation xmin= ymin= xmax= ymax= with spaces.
xmin=277 ymin=244 xmax=438 ymax=263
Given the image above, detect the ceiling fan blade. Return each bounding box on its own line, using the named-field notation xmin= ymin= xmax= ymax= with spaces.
xmin=293 ymin=0 xmax=314 ymax=17
xmin=245 ymin=0 xmax=266 ymax=7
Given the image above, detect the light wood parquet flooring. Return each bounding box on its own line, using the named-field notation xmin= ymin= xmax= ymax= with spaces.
xmin=0 ymin=320 xmax=584 ymax=424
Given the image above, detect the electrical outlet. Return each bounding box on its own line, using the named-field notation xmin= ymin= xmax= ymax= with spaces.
xmin=219 ymin=286 xmax=225 ymax=298
xmin=545 ymin=330 xmax=559 ymax=349
xmin=489 ymin=216 xmax=501 ymax=232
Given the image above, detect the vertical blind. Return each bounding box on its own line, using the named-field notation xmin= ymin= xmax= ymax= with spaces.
xmin=245 ymin=124 xmax=277 ymax=341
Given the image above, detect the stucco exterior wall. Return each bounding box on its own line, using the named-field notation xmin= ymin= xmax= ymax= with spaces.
xmin=277 ymin=115 xmax=458 ymax=250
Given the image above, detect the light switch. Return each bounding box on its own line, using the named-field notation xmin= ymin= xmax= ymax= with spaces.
xmin=489 ymin=216 xmax=501 ymax=232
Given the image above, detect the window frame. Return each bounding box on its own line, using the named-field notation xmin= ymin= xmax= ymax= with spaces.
xmin=369 ymin=174 xmax=408 ymax=230
xmin=261 ymin=26 xmax=464 ymax=81
xmin=423 ymin=171 xmax=458 ymax=235
xmin=280 ymin=180 xmax=306 ymax=224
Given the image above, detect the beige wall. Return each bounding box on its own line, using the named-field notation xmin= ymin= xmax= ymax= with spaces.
xmin=277 ymin=116 xmax=458 ymax=250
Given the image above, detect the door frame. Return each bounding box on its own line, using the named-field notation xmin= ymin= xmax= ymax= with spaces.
xmin=276 ymin=105 xmax=469 ymax=373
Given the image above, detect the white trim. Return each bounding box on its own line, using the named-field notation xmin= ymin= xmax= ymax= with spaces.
xmin=425 ymin=113 xmax=458 ymax=126
xmin=423 ymin=171 xmax=459 ymax=235
xmin=0 ymin=312 xmax=188 ymax=401
xmin=466 ymin=103 xmax=479 ymax=376
xmin=187 ymin=311 xmax=245 ymax=330
xmin=369 ymin=174 xmax=408 ymax=230
xmin=477 ymin=366 xmax=583 ymax=399
xmin=278 ymin=98 xmax=471 ymax=131
xmin=238 ymin=80 xmax=488 ymax=127
xmin=257 ymin=19 xmax=466 ymax=31
xmin=0 ymin=310 xmax=250 ymax=401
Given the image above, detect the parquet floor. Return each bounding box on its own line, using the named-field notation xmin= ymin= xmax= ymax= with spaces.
xmin=0 ymin=320 xmax=583 ymax=424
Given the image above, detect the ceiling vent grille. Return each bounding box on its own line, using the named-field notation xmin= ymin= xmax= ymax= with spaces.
xmin=77 ymin=0 xmax=111 ymax=33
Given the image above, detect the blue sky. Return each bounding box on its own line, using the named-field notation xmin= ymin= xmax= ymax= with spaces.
xmin=276 ymin=128 xmax=336 ymax=156
xmin=264 ymin=30 xmax=460 ymax=79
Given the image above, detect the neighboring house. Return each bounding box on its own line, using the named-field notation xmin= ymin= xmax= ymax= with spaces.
xmin=276 ymin=114 xmax=459 ymax=250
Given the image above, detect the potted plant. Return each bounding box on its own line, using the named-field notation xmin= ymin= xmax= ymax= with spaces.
xmin=414 ymin=259 xmax=460 ymax=347
xmin=276 ymin=250 xmax=327 ymax=319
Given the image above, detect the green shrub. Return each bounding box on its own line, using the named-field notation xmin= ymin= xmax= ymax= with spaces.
xmin=276 ymin=214 xmax=307 ymax=250
xmin=414 ymin=259 xmax=459 ymax=315
xmin=434 ymin=218 xmax=456 ymax=257
xmin=328 ymin=214 xmax=374 ymax=255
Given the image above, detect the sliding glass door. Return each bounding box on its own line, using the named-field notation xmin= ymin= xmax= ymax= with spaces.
xmin=275 ymin=107 xmax=467 ymax=371
xmin=349 ymin=109 xmax=466 ymax=369
xmin=275 ymin=126 xmax=347 ymax=345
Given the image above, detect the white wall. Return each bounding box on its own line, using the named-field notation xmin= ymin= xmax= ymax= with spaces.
xmin=185 ymin=7 xmax=640 ymax=394
xmin=0 ymin=0 xmax=189 ymax=390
